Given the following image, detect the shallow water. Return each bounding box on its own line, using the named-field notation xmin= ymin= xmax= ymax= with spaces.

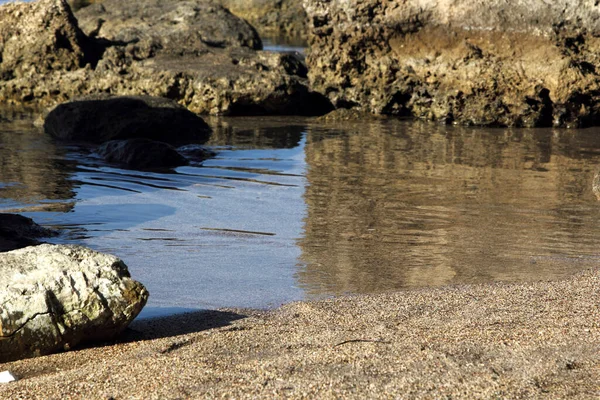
xmin=3 ymin=114 xmax=600 ymax=316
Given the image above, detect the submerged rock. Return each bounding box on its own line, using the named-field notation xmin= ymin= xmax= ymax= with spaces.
xmin=97 ymin=138 xmax=189 ymax=169
xmin=0 ymin=0 xmax=331 ymax=116
xmin=0 ymin=214 xmax=58 ymax=253
xmin=44 ymin=95 xmax=211 ymax=144
xmin=304 ymin=0 xmax=600 ymax=128
xmin=0 ymin=244 xmax=148 ymax=362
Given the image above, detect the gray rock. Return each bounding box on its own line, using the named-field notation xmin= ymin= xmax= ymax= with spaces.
xmin=304 ymin=0 xmax=600 ymax=127
xmin=0 ymin=244 xmax=148 ymax=362
xmin=97 ymin=138 xmax=189 ymax=169
xmin=44 ymin=95 xmax=211 ymax=144
xmin=0 ymin=214 xmax=58 ymax=253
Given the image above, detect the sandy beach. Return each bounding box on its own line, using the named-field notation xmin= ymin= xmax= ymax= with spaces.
xmin=1 ymin=267 xmax=599 ymax=399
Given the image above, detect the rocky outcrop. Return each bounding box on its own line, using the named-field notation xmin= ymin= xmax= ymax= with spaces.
xmin=0 ymin=214 xmax=58 ymax=252
xmin=216 ymin=0 xmax=307 ymax=40
xmin=97 ymin=139 xmax=189 ymax=169
xmin=75 ymin=0 xmax=262 ymax=52
xmin=44 ymin=95 xmax=211 ymax=144
xmin=0 ymin=244 xmax=148 ymax=362
xmin=0 ymin=0 xmax=330 ymax=116
xmin=304 ymin=0 xmax=600 ymax=128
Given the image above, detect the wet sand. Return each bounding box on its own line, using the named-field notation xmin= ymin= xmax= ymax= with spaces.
xmin=1 ymin=268 xmax=599 ymax=399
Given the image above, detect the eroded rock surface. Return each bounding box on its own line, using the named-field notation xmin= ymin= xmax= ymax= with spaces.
xmin=0 ymin=0 xmax=330 ymax=116
xmin=304 ymin=0 xmax=600 ymax=127
xmin=0 ymin=244 xmax=148 ymax=362
xmin=44 ymin=95 xmax=211 ymax=144
xmin=216 ymin=0 xmax=307 ymax=40
xmin=0 ymin=214 xmax=58 ymax=253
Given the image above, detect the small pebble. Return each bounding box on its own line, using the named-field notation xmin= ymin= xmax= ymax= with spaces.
xmin=0 ymin=370 xmax=17 ymax=383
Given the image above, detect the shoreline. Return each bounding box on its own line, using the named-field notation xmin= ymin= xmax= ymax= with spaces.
xmin=1 ymin=267 xmax=599 ymax=398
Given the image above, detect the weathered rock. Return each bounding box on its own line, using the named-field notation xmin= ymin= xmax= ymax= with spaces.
xmin=75 ymin=0 xmax=262 ymax=52
xmin=44 ymin=95 xmax=211 ymax=144
xmin=97 ymin=139 xmax=189 ymax=169
xmin=304 ymin=0 xmax=600 ymax=128
xmin=0 ymin=0 xmax=99 ymax=82
xmin=0 ymin=0 xmax=330 ymax=116
xmin=0 ymin=214 xmax=58 ymax=253
xmin=0 ymin=244 xmax=148 ymax=362
xmin=216 ymin=0 xmax=307 ymax=40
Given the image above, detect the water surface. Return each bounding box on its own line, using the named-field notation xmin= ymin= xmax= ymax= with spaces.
xmin=2 ymin=114 xmax=600 ymax=316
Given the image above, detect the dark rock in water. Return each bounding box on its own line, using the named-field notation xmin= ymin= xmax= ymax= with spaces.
xmin=0 ymin=214 xmax=58 ymax=253
xmin=0 ymin=0 xmax=331 ymax=117
xmin=44 ymin=95 xmax=211 ymax=144
xmin=97 ymin=138 xmax=189 ymax=169
xmin=304 ymin=0 xmax=600 ymax=128
xmin=0 ymin=244 xmax=148 ymax=362
xmin=177 ymin=144 xmax=217 ymax=163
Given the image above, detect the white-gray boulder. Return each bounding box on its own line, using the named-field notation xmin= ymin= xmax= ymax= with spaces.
xmin=0 ymin=244 xmax=148 ymax=362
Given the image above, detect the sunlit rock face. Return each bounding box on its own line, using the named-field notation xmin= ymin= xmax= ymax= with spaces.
xmin=0 ymin=0 xmax=330 ymax=116
xmin=0 ymin=244 xmax=148 ymax=362
xmin=304 ymin=0 xmax=600 ymax=127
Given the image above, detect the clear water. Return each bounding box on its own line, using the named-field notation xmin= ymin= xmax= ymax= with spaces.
xmin=3 ymin=114 xmax=600 ymax=317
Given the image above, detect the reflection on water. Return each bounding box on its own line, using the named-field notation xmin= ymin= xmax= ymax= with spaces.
xmin=2 ymin=115 xmax=600 ymax=311
xmin=0 ymin=117 xmax=76 ymax=212
xmin=298 ymin=120 xmax=600 ymax=297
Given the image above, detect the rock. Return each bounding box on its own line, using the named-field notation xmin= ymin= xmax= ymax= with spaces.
xmin=0 ymin=214 xmax=58 ymax=253
xmin=0 ymin=244 xmax=148 ymax=362
xmin=0 ymin=0 xmax=331 ymax=116
xmin=44 ymin=95 xmax=211 ymax=144
xmin=304 ymin=0 xmax=600 ymax=128
xmin=97 ymin=139 xmax=189 ymax=169
xmin=215 ymin=0 xmax=307 ymax=40
xmin=0 ymin=0 xmax=100 ymax=83
xmin=74 ymin=0 xmax=262 ymax=52
xmin=177 ymin=144 xmax=217 ymax=163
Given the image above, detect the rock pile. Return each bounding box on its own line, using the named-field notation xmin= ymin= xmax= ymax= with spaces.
xmin=0 ymin=0 xmax=330 ymax=116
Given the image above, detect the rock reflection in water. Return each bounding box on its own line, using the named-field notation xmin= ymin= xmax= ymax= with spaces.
xmin=0 ymin=117 xmax=75 ymax=212
xmin=298 ymin=120 xmax=600 ymax=297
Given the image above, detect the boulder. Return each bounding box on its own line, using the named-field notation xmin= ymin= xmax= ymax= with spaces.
xmin=0 ymin=244 xmax=148 ymax=362
xmin=304 ymin=0 xmax=600 ymax=127
xmin=74 ymin=0 xmax=262 ymax=52
xmin=0 ymin=0 xmax=100 ymax=82
xmin=215 ymin=0 xmax=307 ymax=40
xmin=44 ymin=95 xmax=211 ymax=144
xmin=0 ymin=0 xmax=331 ymax=116
xmin=0 ymin=214 xmax=58 ymax=253
xmin=97 ymin=138 xmax=189 ymax=169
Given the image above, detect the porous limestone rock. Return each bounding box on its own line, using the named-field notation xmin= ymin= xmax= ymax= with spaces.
xmin=215 ymin=0 xmax=307 ymax=40
xmin=0 ymin=0 xmax=330 ymax=116
xmin=304 ymin=0 xmax=600 ymax=127
xmin=0 ymin=244 xmax=148 ymax=362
